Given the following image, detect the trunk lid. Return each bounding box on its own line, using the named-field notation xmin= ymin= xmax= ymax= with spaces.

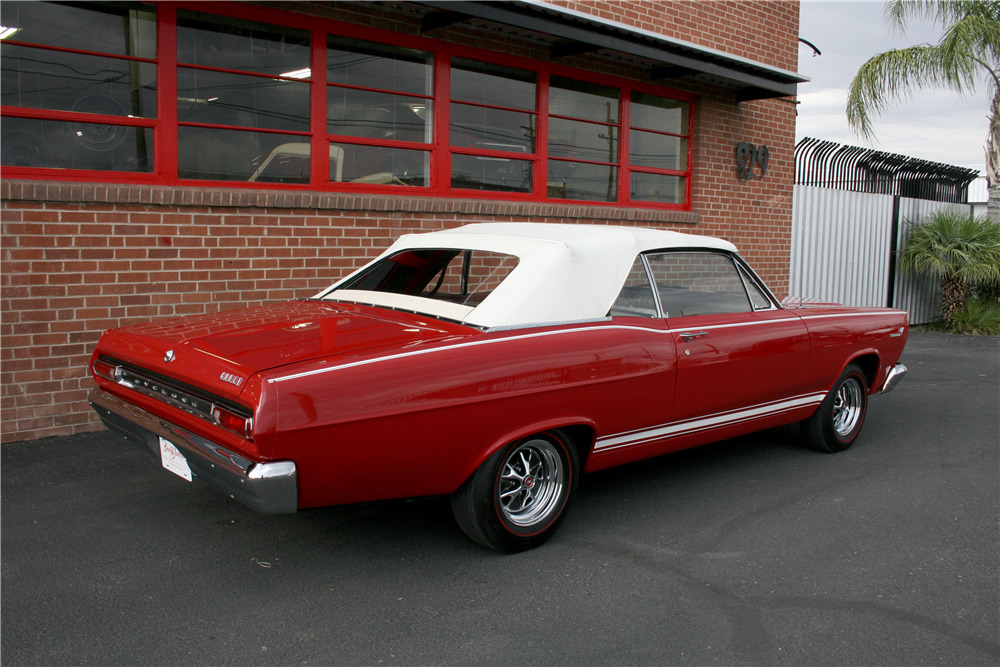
xmin=95 ymin=300 xmax=473 ymax=400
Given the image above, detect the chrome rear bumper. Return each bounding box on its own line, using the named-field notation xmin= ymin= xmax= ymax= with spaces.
xmin=879 ymin=363 xmax=908 ymax=394
xmin=89 ymin=388 xmax=297 ymax=514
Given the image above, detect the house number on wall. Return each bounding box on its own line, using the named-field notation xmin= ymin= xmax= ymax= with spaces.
xmin=736 ymin=141 xmax=770 ymax=180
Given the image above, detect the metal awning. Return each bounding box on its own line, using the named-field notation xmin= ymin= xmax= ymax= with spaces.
xmin=408 ymin=0 xmax=807 ymax=101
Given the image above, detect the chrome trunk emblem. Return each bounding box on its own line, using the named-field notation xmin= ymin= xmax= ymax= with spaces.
xmin=220 ymin=372 xmax=242 ymax=387
xmin=164 ymin=350 xmax=175 ymax=363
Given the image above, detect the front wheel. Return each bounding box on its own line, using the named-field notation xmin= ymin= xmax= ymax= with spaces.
xmin=451 ymin=431 xmax=579 ymax=552
xmin=803 ymin=364 xmax=868 ymax=453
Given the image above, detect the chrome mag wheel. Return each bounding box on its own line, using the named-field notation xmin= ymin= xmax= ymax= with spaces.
xmin=832 ymin=376 xmax=864 ymax=438
xmin=497 ymin=438 xmax=565 ymax=529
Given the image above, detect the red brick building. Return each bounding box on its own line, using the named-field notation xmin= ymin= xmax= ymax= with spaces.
xmin=1 ymin=1 xmax=804 ymax=442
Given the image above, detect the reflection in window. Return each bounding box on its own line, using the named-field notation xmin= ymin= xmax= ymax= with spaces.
xmin=328 ymin=90 xmax=429 ymax=142
xmin=630 ymin=172 xmax=683 ymax=204
xmin=2 ymin=116 xmax=152 ymax=171
xmin=327 ymin=37 xmax=431 ymax=96
xmin=178 ymin=12 xmax=310 ymax=75
xmin=178 ymin=69 xmax=309 ymax=132
xmin=630 ymin=130 xmax=686 ymax=171
xmin=645 ymin=252 xmax=752 ymax=317
xmin=1 ymin=48 xmax=157 ymax=118
xmin=0 ymin=1 xmax=156 ymax=171
xmin=341 ymin=145 xmax=429 ymax=186
xmin=449 ymin=104 xmax=534 ymax=152
xmin=1 ymin=4 xmax=694 ymax=206
xmin=0 ymin=2 xmax=156 ymax=56
xmin=452 ymin=154 xmax=532 ymax=193
xmin=548 ymin=77 xmax=620 ymax=202
xmin=177 ymin=12 xmax=311 ymax=181
xmin=549 ymin=118 xmax=618 ymax=163
xmin=450 ymin=59 xmax=536 ymax=193
xmin=549 ymin=76 xmax=618 ymax=123
xmin=451 ymin=59 xmax=536 ymax=110
xmin=179 ymin=127 xmax=309 ymax=181
xmin=630 ymin=92 xmax=687 ymax=132
xmin=628 ymin=91 xmax=689 ymax=204
xmin=327 ymin=36 xmax=433 ymax=187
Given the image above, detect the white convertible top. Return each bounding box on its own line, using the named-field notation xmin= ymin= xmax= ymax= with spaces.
xmin=321 ymin=223 xmax=738 ymax=328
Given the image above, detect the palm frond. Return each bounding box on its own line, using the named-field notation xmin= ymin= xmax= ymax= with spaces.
xmin=939 ymin=14 xmax=1000 ymax=83
xmin=847 ymin=45 xmax=953 ymax=138
xmin=885 ymin=0 xmax=1000 ymax=32
xmin=899 ymin=210 xmax=1000 ymax=287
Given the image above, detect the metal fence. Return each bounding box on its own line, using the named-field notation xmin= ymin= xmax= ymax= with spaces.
xmin=791 ymin=138 xmax=980 ymax=324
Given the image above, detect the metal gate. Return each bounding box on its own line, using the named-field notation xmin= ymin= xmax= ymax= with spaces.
xmin=791 ymin=138 xmax=979 ymax=324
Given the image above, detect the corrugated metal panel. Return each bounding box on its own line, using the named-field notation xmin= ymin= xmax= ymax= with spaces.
xmin=791 ymin=185 xmax=973 ymax=324
xmin=892 ymin=199 xmax=967 ymax=324
xmin=791 ymin=185 xmax=893 ymax=308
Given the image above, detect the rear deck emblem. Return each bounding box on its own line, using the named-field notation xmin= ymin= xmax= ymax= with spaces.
xmin=220 ymin=372 xmax=242 ymax=387
xmin=164 ymin=350 xmax=175 ymax=363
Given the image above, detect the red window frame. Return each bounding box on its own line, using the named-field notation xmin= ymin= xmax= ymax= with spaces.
xmin=0 ymin=1 xmax=695 ymax=210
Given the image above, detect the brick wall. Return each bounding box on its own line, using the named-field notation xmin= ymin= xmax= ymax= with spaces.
xmin=551 ymin=0 xmax=800 ymax=70
xmin=1 ymin=1 xmax=800 ymax=442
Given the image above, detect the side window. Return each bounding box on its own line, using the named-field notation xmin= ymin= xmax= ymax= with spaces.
xmin=645 ymin=252 xmax=752 ymax=317
xmin=738 ymin=263 xmax=774 ymax=310
xmin=609 ymin=257 xmax=658 ymax=317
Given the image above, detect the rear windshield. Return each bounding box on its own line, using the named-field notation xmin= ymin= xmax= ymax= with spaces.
xmin=334 ymin=248 xmax=519 ymax=307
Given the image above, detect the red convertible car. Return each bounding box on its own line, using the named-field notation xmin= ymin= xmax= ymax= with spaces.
xmin=89 ymin=223 xmax=908 ymax=551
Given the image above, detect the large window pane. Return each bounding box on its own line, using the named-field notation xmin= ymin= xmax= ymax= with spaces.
xmin=450 ymin=103 xmax=534 ymax=152
xmin=630 ymin=172 xmax=683 ymax=204
xmin=2 ymin=45 xmax=156 ymax=118
xmin=179 ymin=127 xmax=309 ymax=181
xmin=451 ymin=59 xmax=536 ymax=110
xmin=549 ymin=76 xmax=618 ymax=123
xmin=0 ymin=2 xmax=156 ymax=58
xmin=341 ymin=145 xmax=428 ymax=186
xmin=630 ymin=130 xmax=687 ymax=170
xmin=549 ymin=118 xmax=618 ymax=163
xmin=177 ymin=12 xmax=310 ymax=76
xmin=452 ymin=154 xmax=531 ymax=192
xmin=247 ymin=141 xmax=316 ymax=184
xmin=548 ymin=162 xmax=617 ymax=202
xmin=178 ymin=68 xmax=309 ymax=131
xmin=1 ymin=116 xmax=152 ymax=171
xmin=328 ymin=89 xmax=430 ymax=142
xmin=327 ymin=37 xmax=432 ymax=96
xmin=630 ymin=91 xmax=687 ymax=133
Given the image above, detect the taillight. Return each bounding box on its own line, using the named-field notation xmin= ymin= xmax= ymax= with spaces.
xmin=92 ymin=358 xmax=118 ymax=382
xmin=211 ymin=405 xmax=253 ymax=439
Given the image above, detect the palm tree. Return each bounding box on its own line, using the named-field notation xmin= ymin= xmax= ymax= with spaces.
xmin=846 ymin=0 xmax=1000 ymax=217
xmin=898 ymin=209 xmax=1000 ymax=325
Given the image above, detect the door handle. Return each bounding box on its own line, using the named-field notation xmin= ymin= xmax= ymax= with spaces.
xmin=679 ymin=331 xmax=708 ymax=342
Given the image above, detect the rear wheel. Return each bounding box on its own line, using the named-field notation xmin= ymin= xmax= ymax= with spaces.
xmin=803 ymin=364 xmax=868 ymax=453
xmin=451 ymin=431 xmax=579 ymax=552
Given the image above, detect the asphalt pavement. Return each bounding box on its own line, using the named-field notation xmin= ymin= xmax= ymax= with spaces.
xmin=2 ymin=330 xmax=998 ymax=666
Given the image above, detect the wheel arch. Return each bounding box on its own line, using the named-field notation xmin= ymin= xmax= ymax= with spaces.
xmin=452 ymin=418 xmax=597 ymax=492
xmin=845 ymin=352 xmax=880 ymax=391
